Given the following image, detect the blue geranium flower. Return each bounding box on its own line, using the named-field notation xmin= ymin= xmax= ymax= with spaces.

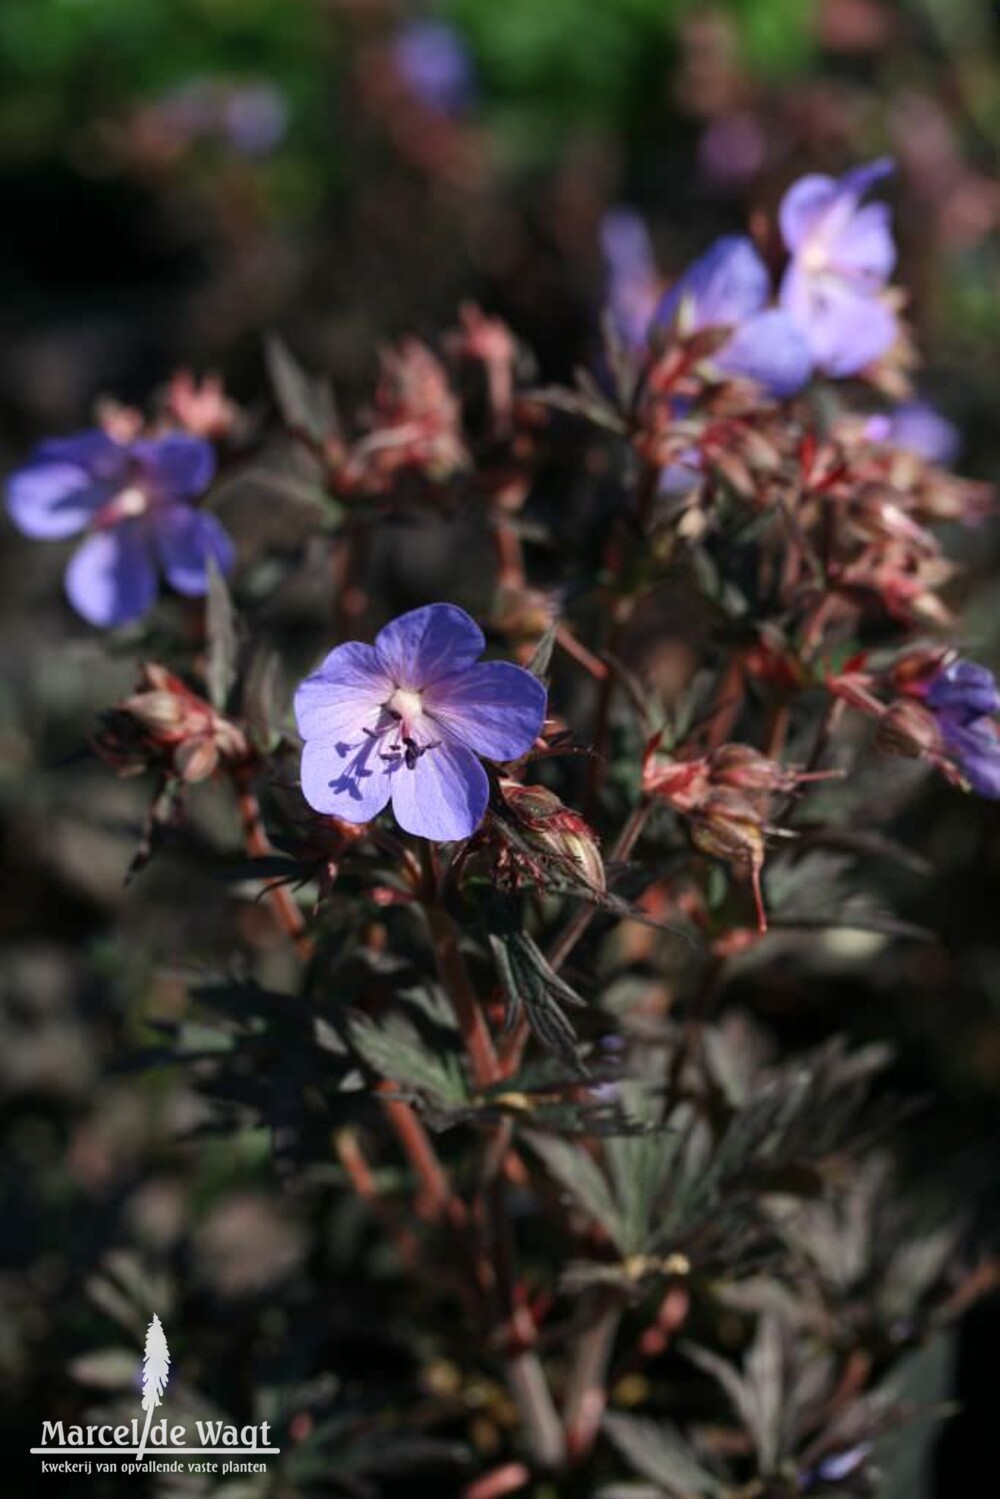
xmin=295 ymin=603 xmax=547 ymax=841
xmin=6 ymin=429 xmax=232 ymax=628
xmin=926 ymin=658 xmax=1000 ymax=798
xmin=652 ymin=234 xmax=813 ymax=397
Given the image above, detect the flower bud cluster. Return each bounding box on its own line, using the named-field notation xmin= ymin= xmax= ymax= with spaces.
xmin=643 ymin=739 xmax=836 ymax=932
xmin=93 ymin=664 xmax=250 ymax=784
xmin=480 ymin=780 xmax=605 ymax=895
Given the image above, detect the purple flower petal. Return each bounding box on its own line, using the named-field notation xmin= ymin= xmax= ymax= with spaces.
xmin=601 ymin=208 xmax=659 ymax=349
xmin=131 ymin=434 xmax=216 ymax=501
xmin=375 ymin=603 xmax=484 ymax=688
xmin=392 ymin=19 xmax=476 ymax=117
xmin=940 ymin=716 xmax=1000 ymax=799
xmin=423 ymin=660 xmax=546 ymax=760
xmin=779 ymin=265 xmax=897 ymax=376
xmin=778 ymin=173 xmax=840 ymax=252
xmin=6 ymin=460 xmax=115 ymax=539
xmin=153 ymin=506 xmax=235 ymax=595
xmin=300 ymin=734 xmax=395 ymax=822
xmin=390 ymin=739 xmax=488 ymax=840
xmin=888 ymin=402 xmax=961 ymax=466
xmin=712 ymin=308 xmax=813 ymax=397
xmin=34 ymin=429 xmax=128 ymax=481
xmin=927 ymin=660 xmax=1000 ymax=720
xmin=295 ymin=642 xmax=392 ymax=749
xmin=655 ymin=235 xmax=769 ymax=335
xmin=839 ymin=156 xmax=894 ymax=202
xmin=64 ymin=523 xmax=157 ymax=627
xmin=829 ymin=202 xmax=895 ymax=283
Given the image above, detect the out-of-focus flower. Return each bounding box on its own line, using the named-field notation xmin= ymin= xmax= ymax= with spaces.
xmin=843 ymin=651 xmax=1000 ymax=796
xmin=799 ymin=1441 xmax=872 ymax=1490
xmin=926 ymin=658 xmax=1000 ymax=797
xmin=653 ymin=235 xmax=813 ymax=396
xmin=6 ymin=430 xmax=232 ymax=627
xmin=392 ymin=20 xmax=476 ymax=117
xmin=295 ymin=604 xmax=546 ymax=841
xmin=93 ymin=664 xmax=249 ymax=783
xmin=697 ymin=112 xmax=767 ymax=192
xmin=864 ymin=400 xmax=961 ymax=467
xmin=155 ymin=77 xmax=286 ymax=156
xmin=600 ymin=209 xmax=661 ymax=350
xmin=221 ymin=82 xmax=288 ymax=157
xmin=446 ymin=302 xmax=519 ymax=433
xmin=340 ymin=339 xmax=467 ymax=494
xmin=926 ymin=659 xmax=999 ymax=720
xmin=779 ymin=157 xmax=898 ymax=377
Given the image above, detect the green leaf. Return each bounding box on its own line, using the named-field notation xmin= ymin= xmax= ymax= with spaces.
xmin=489 ymin=928 xmax=587 ymax=1073
xmin=206 ymin=557 xmax=238 ymax=712
xmin=525 ymin=1131 xmax=624 ymax=1249
xmin=603 ymin=1412 xmax=721 ymax=1496
xmin=264 ymin=332 xmax=339 ymax=446
xmin=347 ymin=1011 xmax=468 ymax=1110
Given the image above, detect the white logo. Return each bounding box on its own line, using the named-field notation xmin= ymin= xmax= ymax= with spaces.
xmin=31 ymin=1314 xmax=280 ymax=1478
xmin=138 ymin=1315 xmax=170 ymax=1461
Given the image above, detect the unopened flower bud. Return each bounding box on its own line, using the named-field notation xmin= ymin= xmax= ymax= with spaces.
xmin=888 ymin=648 xmax=952 ymax=697
xmin=709 ymin=744 xmax=796 ymax=796
xmin=642 ymin=737 xmax=710 ymax=810
xmin=93 ymin=663 xmax=250 ymax=784
xmin=689 ymin=786 xmax=765 ymax=869
xmin=497 ymin=780 xmax=605 ymax=891
xmin=874 ymin=701 xmax=941 ymax=759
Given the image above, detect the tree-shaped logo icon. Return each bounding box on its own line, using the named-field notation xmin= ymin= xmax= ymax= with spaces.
xmin=137 ymin=1315 xmax=170 ymax=1462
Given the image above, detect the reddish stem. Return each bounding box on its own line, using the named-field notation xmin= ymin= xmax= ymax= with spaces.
xmin=377 ymin=1083 xmax=466 ymax=1228
xmin=461 ymin=1463 xmax=531 ymax=1499
xmin=334 ymin=1127 xmax=420 ymax=1263
xmin=233 ymin=767 xmax=313 ymax=961
xmin=426 ymin=901 xmax=501 ymax=1088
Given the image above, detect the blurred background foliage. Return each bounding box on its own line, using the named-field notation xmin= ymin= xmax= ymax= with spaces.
xmin=2 ymin=2 xmax=1000 ymax=1495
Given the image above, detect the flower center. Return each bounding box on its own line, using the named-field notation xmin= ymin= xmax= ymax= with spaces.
xmin=116 ymin=485 xmax=150 ymax=518
xmin=93 ymin=483 xmax=154 ymax=532
xmin=800 ymin=241 xmax=829 ymax=275
xmin=385 ymin=686 xmax=424 ymax=734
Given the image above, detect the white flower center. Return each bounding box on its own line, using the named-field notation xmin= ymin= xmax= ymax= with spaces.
xmin=116 ymin=485 xmax=150 ymax=518
xmin=800 ymin=241 xmax=829 ymax=276
xmin=386 ymin=686 xmax=424 ymax=732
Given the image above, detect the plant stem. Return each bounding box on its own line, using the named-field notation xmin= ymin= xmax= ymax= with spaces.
xmin=377 ymin=1083 xmax=466 ymax=1228
xmin=233 ymin=767 xmax=314 ymax=963
xmin=563 ymin=1295 xmax=622 ymax=1461
xmin=461 ymin=1462 xmax=531 ymax=1499
xmin=505 ymin=1350 xmax=567 ymax=1470
xmin=334 ymin=1126 xmax=420 ymax=1263
xmin=500 ymin=798 xmax=653 ymax=1076
xmin=425 ymin=901 xmax=500 ymax=1088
